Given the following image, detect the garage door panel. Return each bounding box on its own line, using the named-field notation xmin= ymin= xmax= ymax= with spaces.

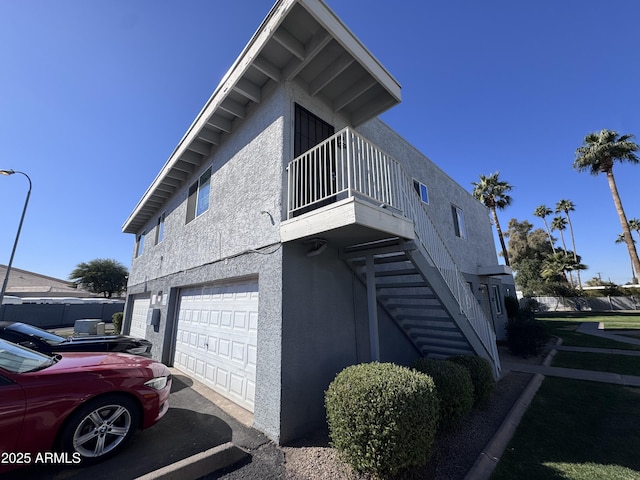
xmin=174 ymin=280 xmax=258 ymax=412
xmin=130 ymin=297 xmax=150 ymax=339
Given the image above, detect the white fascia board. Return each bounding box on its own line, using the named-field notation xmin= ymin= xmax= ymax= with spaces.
xmin=122 ymin=0 xmax=297 ymax=233
xmin=299 ymin=0 xmax=401 ymax=103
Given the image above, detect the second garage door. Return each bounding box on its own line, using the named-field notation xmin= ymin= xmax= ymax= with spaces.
xmin=174 ymin=279 xmax=258 ymax=412
xmin=129 ymin=296 xmax=150 ymax=339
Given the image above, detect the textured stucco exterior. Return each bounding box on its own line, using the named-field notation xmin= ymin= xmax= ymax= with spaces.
xmin=123 ymin=1 xmax=514 ymax=445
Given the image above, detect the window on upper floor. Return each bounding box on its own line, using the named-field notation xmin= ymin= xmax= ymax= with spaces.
xmin=155 ymin=212 xmax=165 ymax=245
xmin=186 ymin=167 xmax=212 ymax=224
xmin=135 ymin=231 xmax=146 ymax=257
xmin=451 ymin=204 xmax=466 ymax=239
xmin=413 ymin=180 xmax=429 ymax=205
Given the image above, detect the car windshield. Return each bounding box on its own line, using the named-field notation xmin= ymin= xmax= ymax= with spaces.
xmin=0 ymin=339 xmax=56 ymax=373
xmin=10 ymin=322 xmax=66 ymax=346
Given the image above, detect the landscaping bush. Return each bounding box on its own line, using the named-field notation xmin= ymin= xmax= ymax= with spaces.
xmin=325 ymin=362 xmax=440 ymax=477
xmin=504 ymin=295 xmax=520 ymax=321
xmin=411 ymin=357 xmax=474 ymax=431
xmin=505 ymin=316 xmax=550 ymax=358
xmin=449 ymin=355 xmax=495 ymax=408
xmin=112 ymin=312 xmax=123 ymax=334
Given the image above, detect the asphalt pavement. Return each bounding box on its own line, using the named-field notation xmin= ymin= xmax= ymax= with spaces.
xmin=4 ymin=371 xmax=269 ymax=480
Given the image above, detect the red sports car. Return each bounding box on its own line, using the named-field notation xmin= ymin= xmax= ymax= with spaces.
xmin=0 ymin=338 xmax=171 ymax=473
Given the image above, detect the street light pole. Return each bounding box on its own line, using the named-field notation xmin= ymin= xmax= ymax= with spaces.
xmin=0 ymin=169 xmax=32 ymax=306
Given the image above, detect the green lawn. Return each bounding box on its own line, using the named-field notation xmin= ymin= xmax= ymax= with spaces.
xmin=538 ymin=314 xmax=640 ymax=351
xmin=552 ymin=351 xmax=640 ymax=376
xmin=491 ymin=378 xmax=640 ymax=480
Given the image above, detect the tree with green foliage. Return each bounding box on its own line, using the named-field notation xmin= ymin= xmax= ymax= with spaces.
xmin=555 ymin=199 xmax=582 ymax=288
xmin=574 ymin=129 xmax=640 ymax=284
xmin=505 ymin=219 xmax=553 ymax=296
xmin=69 ymin=258 xmax=128 ymax=298
xmin=472 ymin=172 xmax=513 ymax=266
xmin=533 ymin=205 xmax=556 ymax=254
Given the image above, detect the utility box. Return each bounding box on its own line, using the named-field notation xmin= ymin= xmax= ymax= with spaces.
xmin=74 ymin=319 xmax=106 ymax=336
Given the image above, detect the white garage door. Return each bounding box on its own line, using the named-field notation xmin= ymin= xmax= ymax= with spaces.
xmin=174 ymin=280 xmax=258 ymax=412
xmin=129 ymin=297 xmax=150 ymax=339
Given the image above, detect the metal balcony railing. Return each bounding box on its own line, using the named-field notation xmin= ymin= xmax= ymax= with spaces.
xmin=286 ymin=127 xmax=500 ymax=375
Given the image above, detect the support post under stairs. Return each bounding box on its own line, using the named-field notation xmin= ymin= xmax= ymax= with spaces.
xmin=366 ymin=254 xmax=380 ymax=361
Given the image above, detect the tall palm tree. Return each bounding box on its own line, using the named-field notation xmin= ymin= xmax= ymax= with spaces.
xmin=574 ymin=129 xmax=640 ymax=283
xmin=533 ymin=205 xmax=556 ymax=254
xmin=555 ymin=199 xmax=582 ymax=288
xmin=551 ymin=216 xmax=573 ymax=284
xmin=472 ymin=172 xmax=513 ymax=266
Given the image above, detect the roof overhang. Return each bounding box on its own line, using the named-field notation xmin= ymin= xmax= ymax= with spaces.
xmin=476 ymin=265 xmax=514 ymax=276
xmin=122 ymin=0 xmax=401 ymax=234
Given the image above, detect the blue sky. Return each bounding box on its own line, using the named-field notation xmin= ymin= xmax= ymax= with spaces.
xmin=1 ymin=0 xmax=639 ymax=286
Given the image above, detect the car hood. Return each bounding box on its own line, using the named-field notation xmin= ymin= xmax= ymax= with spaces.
xmin=44 ymin=352 xmax=160 ymax=374
xmin=65 ymin=335 xmax=150 ymax=345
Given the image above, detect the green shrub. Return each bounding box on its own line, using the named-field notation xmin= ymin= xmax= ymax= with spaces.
xmin=411 ymin=358 xmax=474 ymax=431
xmin=449 ymin=355 xmax=495 ymax=408
xmin=112 ymin=312 xmax=123 ymax=334
xmin=506 ymin=317 xmax=549 ymax=358
xmin=325 ymin=362 xmax=440 ymax=477
xmin=504 ymin=295 xmax=520 ymax=321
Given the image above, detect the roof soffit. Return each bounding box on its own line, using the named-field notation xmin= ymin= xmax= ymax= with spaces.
xmin=123 ymin=0 xmax=401 ymax=234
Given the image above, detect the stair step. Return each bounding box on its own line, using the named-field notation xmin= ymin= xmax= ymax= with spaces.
xmin=385 ymin=303 xmax=443 ymax=310
xmin=376 ymin=281 xmax=429 ymax=289
xmin=342 ymin=238 xmax=403 ymax=255
xmin=399 ymin=321 xmax=457 ymax=332
xmin=375 ymin=268 xmax=419 ymax=277
xmin=420 ymin=344 xmax=474 ymax=357
xmin=416 ymin=336 xmax=470 ymax=348
xmin=378 ymin=293 xmax=436 ymax=300
xmin=348 ymin=254 xmax=409 ymax=267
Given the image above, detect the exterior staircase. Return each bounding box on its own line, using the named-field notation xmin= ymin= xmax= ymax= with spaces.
xmin=342 ymin=238 xmax=488 ymax=361
xmin=286 ymin=127 xmax=502 ymax=377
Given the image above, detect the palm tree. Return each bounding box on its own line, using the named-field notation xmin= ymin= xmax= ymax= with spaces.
xmin=616 ymin=233 xmax=637 ymax=282
xmin=472 ymin=172 xmax=513 ymax=266
xmin=551 ymin=216 xmax=573 ymax=284
xmin=533 ymin=205 xmax=556 ymax=254
xmin=629 ymin=218 xmax=640 ymax=240
xmin=555 ymin=199 xmax=582 ymax=288
xmin=574 ymin=129 xmax=640 ymax=283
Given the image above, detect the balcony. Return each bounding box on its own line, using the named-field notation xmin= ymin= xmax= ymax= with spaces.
xmin=281 ymin=128 xmax=414 ymax=246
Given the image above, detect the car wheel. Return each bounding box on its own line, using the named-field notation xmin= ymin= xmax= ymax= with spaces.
xmin=59 ymin=394 xmax=140 ymax=463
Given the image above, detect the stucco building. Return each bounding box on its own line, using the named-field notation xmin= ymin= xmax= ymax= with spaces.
xmin=121 ymin=0 xmax=514 ymax=443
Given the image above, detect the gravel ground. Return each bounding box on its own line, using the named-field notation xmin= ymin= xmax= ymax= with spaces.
xmin=281 ymin=370 xmax=533 ymax=480
xmin=208 ymin=346 xmax=546 ymax=480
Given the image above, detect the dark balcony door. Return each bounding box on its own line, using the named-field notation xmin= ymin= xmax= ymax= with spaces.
xmin=292 ymin=104 xmax=336 ymax=216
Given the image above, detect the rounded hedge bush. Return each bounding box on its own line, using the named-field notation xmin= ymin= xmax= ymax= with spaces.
xmin=449 ymin=355 xmax=495 ymax=408
xmin=411 ymin=358 xmax=474 ymax=431
xmin=325 ymin=362 xmax=440 ymax=477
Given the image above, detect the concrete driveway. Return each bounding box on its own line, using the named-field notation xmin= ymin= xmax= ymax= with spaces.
xmin=4 ymin=371 xmax=270 ymax=480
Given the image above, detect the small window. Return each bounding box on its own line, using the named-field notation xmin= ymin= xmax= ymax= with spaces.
xmin=491 ymin=285 xmax=502 ymax=314
xmin=186 ymin=167 xmax=212 ymax=224
xmin=413 ymin=180 xmax=429 ymax=204
xmin=155 ymin=213 xmax=165 ymax=245
xmin=452 ymin=205 xmax=466 ymax=239
xmin=135 ymin=231 xmax=146 ymax=257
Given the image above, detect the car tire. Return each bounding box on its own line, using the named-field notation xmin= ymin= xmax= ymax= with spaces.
xmin=58 ymin=394 xmax=140 ymax=464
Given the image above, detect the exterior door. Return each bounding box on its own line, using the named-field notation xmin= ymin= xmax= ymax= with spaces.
xmin=174 ymin=280 xmax=258 ymax=412
xmin=292 ymin=104 xmax=335 ymax=216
